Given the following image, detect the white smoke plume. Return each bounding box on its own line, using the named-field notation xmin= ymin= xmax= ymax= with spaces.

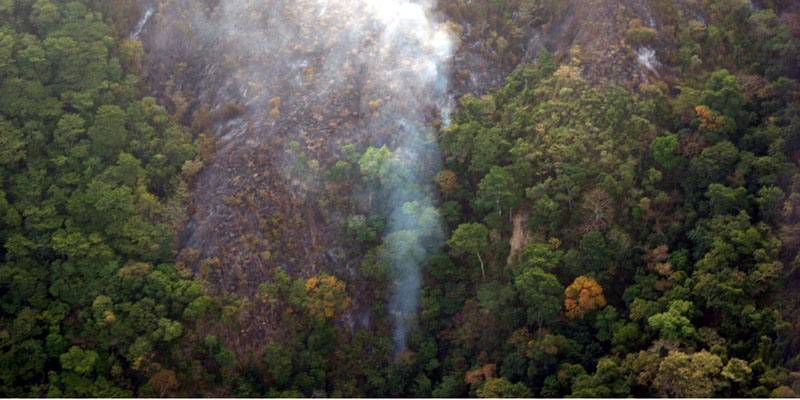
xmin=147 ymin=0 xmax=455 ymax=351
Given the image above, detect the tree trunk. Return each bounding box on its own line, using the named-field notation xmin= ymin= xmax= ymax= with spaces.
xmin=476 ymin=250 xmax=485 ymax=281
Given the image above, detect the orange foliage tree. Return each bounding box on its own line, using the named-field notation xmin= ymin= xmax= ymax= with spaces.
xmin=435 ymin=169 xmax=460 ymax=196
xmin=303 ymin=273 xmax=351 ymax=320
xmin=694 ymin=105 xmax=725 ymax=132
xmin=147 ymin=369 xmax=179 ymax=397
xmin=465 ymin=363 xmax=496 ymax=386
xmin=564 ymin=276 xmax=606 ymax=319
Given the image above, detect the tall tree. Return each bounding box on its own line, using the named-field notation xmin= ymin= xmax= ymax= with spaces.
xmin=514 ymin=267 xmax=563 ymax=328
xmin=447 ymin=223 xmax=490 ymax=280
xmin=564 ymin=276 xmax=606 ymax=319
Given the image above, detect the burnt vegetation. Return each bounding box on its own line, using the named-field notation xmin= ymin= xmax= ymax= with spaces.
xmin=1 ymin=0 xmax=799 ymax=397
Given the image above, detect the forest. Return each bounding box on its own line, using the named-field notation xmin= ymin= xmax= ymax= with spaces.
xmin=1 ymin=0 xmax=799 ymax=397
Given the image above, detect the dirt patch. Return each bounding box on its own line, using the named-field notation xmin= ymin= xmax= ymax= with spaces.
xmin=507 ymin=210 xmax=532 ymax=266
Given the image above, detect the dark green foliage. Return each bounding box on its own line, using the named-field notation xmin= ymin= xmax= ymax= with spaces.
xmin=428 ymin=6 xmax=800 ymax=393
xmin=0 ymin=0 xmax=206 ymax=396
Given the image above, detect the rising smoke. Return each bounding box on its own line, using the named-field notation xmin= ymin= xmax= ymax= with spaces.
xmin=147 ymin=0 xmax=456 ymax=351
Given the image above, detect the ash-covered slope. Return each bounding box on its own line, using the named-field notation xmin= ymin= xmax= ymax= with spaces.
xmin=441 ymin=0 xmax=720 ymax=97
xmin=139 ymin=0 xmax=455 ymax=325
xmin=132 ymin=0 xmax=736 ymax=312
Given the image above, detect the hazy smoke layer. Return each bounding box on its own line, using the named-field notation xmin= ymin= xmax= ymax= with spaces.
xmin=151 ymin=0 xmax=455 ymax=351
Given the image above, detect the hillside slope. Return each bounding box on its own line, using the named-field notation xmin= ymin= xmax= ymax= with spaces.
xmin=1 ymin=0 xmax=796 ymax=397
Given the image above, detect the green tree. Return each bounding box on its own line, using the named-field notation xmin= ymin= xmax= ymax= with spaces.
xmin=53 ymin=113 xmax=85 ymax=149
xmin=0 ymin=30 xmax=16 ymax=78
xmin=514 ymin=267 xmax=563 ymax=328
xmin=59 ymin=346 xmax=98 ymax=375
xmin=152 ymin=318 xmax=183 ymax=342
xmin=447 ymin=223 xmax=490 ymax=280
xmin=0 ymin=117 xmax=25 ymax=166
xmin=699 ymin=69 xmax=749 ymax=138
xmin=111 ymin=152 xmax=145 ymax=187
xmin=517 ymin=242 xmax=564 ymax=273
xmin=721 ymin=357 xmax=752 ymax=384
xmin=87 ymin=105 xmax=127 ymax=157
xmin=651 ymin=134 xmax=681 ymax=173
xmin=358 ymin=145 xmax=397 ymax=187
xmin=30 ymin=0 xmax=61 ymax=32
xmin=477 ymin=166 xmax=522 ymax=218
xmin=264 ymin=343 xmax=293 ymax=387
xmin=688 ymin=141 xmax=739 ymax=189
xmin=476 ymin=377 xmax=532 ymax=398
xmin=571 ymin=357 xmax=631 ymax=397
xmin=647 ymin=300 xmax=697 ymax=344
xmin=706 ymin=183 xmax=749 ymax=215
xmin=183 ymin=295 xmax=213 ymax=322
xmin=654 ymin=350 xmax=723 ymax=397
xmin=755 ymin=185 xmax=784 ymax=223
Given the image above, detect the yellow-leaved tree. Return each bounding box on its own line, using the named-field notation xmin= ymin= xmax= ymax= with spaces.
xmin=564 ymin=276 xmax=606 ymax=319
xmin=303 ymin=273 xmax=351 ymax=320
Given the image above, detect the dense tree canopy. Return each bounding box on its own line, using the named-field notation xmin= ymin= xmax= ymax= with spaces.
xmin=1 ymin=0 xmax=799 ymax=397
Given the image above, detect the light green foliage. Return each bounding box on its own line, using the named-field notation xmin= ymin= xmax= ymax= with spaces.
xmin=0 ymin=0 xmax=12 ymax=14
xmin=476 ymin=377 xmax=532 ymax=398
xmin=347 ymin=215 xmax=382 ymax=244
xmin=112 ymin=152 xmax=145 ymax=187
xmin=610 ymin=322 xmax=645 ymax=354
xmin=330 ymin=160 xmax=352 ymax=182
xmin=447 ymin=223 xmax=489 ymax=279
xmin=721 ymin=358 xmax=752 ymax=383
xmin=31 ymin=0 xmax=61 ymax=31
xmin=432 ymin=374 xmax=462 ymax=398
xmin=648 ymin=300 xmax=697 ymax=343
xmin=383 ymin=230 xmax=427 ymax=277
xmin=517 ymin=242 xmax=563 ymax=273
xmin=399 ymin=200 xmax=442 ymax=240
xmin=447 ymin=223 xmax=489 ymax=256
xmin=152 ymin=318 xmax=183 ymax=342
xmin=654 ymin=350 xmax=723 ymax=397
xmin=126 ymin=336 xmax=153 ymax=364
xmin=477 ymin=166 xmax=522 ymax=217
xmin=0 ymin=117 xmax=25 ymax=166
xmin=53 ymin=113 xmax=85 ymax=148
xmin=183 ymin=295 xmax=213 ymax=321
xmin=59 ymin=346 xmax=98 ymax=375
xmin=358 ymin=145 xmax=397 ymax=187
xmin=0 ymin=30 xmax=15 ymax=77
